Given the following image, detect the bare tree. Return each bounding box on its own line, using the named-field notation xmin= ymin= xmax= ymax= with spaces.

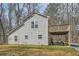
xmin=8 ymin=3 xmax=14 ymax=30
xmin=44 ymin=3 xmax=61 ymax=25
xmin=13 ymin=3 xmax=25 ymax=26
xmin=25 ymin=3 xmax=39 ymax=15
xmin=0 ymin=4 xmax=6 ymax=43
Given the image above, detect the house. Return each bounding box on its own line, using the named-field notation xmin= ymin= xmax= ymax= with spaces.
xmin=7 ymin=13 xmax=72 ymax=45
xmin=8 ymin=13 xmax=48 ymax=45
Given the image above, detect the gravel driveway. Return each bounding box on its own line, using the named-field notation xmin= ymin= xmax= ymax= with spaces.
xmin=71 ymin=46 xmax=79 ymax=51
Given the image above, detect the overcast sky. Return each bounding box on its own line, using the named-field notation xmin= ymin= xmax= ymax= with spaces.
xmin=38 ymin=3 xmax=48 ymax=13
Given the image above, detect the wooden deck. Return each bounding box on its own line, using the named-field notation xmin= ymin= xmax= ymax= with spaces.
xmin=48 ymin=24 xmax=71 ymax=45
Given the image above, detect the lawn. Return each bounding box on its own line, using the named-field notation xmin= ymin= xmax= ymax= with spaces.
xmin=0 ymin=45 xmax=79 ymax=56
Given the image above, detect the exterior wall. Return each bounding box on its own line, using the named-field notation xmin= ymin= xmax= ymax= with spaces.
xmin=8 ymin=14 xmax=48 ymax=45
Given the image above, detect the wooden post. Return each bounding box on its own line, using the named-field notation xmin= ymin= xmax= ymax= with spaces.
xmin=68 ymin=25 xmax=71 ymax=46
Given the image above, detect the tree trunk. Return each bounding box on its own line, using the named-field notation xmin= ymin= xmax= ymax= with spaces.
xmin=0 ymin=18 xmax=5 ymax=44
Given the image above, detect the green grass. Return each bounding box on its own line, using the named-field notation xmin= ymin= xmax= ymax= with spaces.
xmin=0 ymin=45 xmax=79 ymax=56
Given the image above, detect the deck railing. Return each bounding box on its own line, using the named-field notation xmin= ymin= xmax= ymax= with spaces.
xmin=49 ymin=24 xmax=70 ymax=32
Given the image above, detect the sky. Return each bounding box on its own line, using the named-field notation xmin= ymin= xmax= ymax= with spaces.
xmin=38 ymin=3 xmax=48 ymax=13
xmin=3 ymin=3 xmax=48 ymax=14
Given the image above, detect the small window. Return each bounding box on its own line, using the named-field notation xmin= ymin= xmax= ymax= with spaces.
xmin=38 ymin=35 xmax=42 ymax=39
xmin=25 ymin=35 xmax=28 ymax=39
xmin=14 ymin=35 xmax=17 ymax=41
xmin=31 ymin=21 xmax=34 ymax=28
xmin=31 ymin=21 xmax=34 ymax=24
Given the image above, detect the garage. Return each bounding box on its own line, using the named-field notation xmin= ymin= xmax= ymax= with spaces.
xmin=49 ymin=32 xmax=69 ymax=45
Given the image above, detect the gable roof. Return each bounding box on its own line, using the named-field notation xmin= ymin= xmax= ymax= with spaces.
xmin=7 ymin=13 xmax=48 ymax=35
xmin=23 ymin=13 xmax=48 ymax=23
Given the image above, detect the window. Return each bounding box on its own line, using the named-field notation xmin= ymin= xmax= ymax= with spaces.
xmin=35 ymin=21 xmax=38 ymax=28
xmin=38 ymin=35 xmax=42 ymax=39
xmin=25 ymin=35 xmax=28 ymax=39
xmin=14 ymin=35 xmax=17 ymax=41
xmin=31 ymin=21 xmax=38 ymax=28
xmin=31 ymin=21 xmax=34 ymax=28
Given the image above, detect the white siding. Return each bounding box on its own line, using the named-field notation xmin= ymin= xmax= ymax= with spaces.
xmin=8 ymin=14 xmax=48 ymax=45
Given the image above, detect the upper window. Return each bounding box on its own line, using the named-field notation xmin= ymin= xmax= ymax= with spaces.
xmin=14 ymin=35 xmax=17 ymax=41
xmin=35 ymin=21 xmax=38 ymax=28
xmin=31 ymin=21 xmax=34 ymax=28
xmin=25 ymin=35 xmax=28 ymax=39
xmin=31 ymin=21 xmax=38 ymax=28
xmin=38 ymin=35 xmax=42 ymax=39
